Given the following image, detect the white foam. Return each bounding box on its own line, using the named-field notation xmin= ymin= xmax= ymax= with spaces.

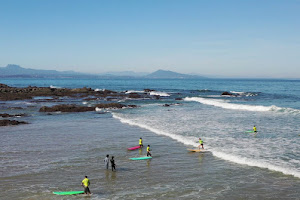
xmin=230 ymin=91 xmax=257 ymax=97
xmin=149 ymin=91 xmax=170 ymax=97
xmin=230 ymin=91 xmax=245 ymax=94
xmin=125 ymin=90 xmax=144 ymax=94
xmin=50 ymin=85 xmax=61 ymax=89
xmin=212 ymin=151 xmax=300 ymax=178
xmin=184 ymin=97 xmax=300 ymax=114
xmin=94 ymin=88 xmax=105 ymax=92
xmin=112 ymin=113 xmax=196 ymax=146
xmin=112 ymin=113 xmax=300 ymax=178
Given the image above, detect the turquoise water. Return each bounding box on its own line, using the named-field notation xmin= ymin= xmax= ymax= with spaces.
xmin=1 ymin=78 xmax=300 ymax=199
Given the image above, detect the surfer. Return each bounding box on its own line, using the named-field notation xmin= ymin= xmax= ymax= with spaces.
xmin=199 ymin=138 xmax=204 ymax=149
xmin=81 ymin=176 xmax=91 ymax=195
xmin=139 ymin=137 xmax=143 ymax=147
xmin=253 ymin=125 xmax=257 ymax=133
xmin=110 ymin=156 xmax=116 ymax=171
xmin=104 ymin=154 xmax=109 ymax=169
xmin=147 ymin=145 xmax=152 ymax=157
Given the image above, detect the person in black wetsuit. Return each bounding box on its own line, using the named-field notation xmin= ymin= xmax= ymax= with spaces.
xmin=110 ymin=156 xmax=116 ymax=171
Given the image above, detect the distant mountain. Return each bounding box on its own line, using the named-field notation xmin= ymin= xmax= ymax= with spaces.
xmin=145 ymin=70 xmax=206 ymax=79
xmin=0 ymin=64 xmax=96 ymax=78
xmin=100 ymin=71 xmax=149 ymax=77
xmin=0 ymin=65 xmax=207 ymax=79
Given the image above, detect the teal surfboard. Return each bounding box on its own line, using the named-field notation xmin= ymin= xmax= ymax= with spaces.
xmin=130 ymin=156 xmax=152 ymax=160
xmin=53 ymin=191 xmax=84 ymax=195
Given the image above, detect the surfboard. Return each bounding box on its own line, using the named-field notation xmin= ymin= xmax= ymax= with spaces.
xmin=130 ymin=156 xmax=152 ymax=160
xmin=245 ymin=131 xmax=256 ymax=133
xmin=53 ymin=191 xmax=84 ymax=195
xmin=128 ymin=146 xmax=141 ymax=150
xmin=188 ymin=149 xmax=204 ymax=152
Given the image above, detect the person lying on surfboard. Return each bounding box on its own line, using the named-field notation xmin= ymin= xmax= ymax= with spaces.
xmin=81 ymin=176 xmax=91 ymax=195
xmin=253 ymin=125 xmax=257 ymax=133
xmin=139 ymin=137 xmax=143 ymax=147
xmin=147 ymin=145 xmax=152 ymax=157
xmin=199 ymin=138 xmax=204 ymax=149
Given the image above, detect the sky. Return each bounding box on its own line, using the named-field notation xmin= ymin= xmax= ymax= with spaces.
xmin=0 ymin=0 xmax=299 ymax=78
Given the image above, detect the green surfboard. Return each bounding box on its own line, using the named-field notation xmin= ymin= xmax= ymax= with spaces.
xmin=130 ymin=156 xmax=152 ymax=160
xmin=53 ymin=191 xmax=84 ymax=195
xmin=245 ymin=131 xmax=256 ymax=133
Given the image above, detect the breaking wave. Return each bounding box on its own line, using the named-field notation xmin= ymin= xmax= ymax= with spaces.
xmin=184 ymin=97 xmax=300 ymax=114
xmin=149 ymin=91 xmax=170 ymax=97
xmin=112 ymin=113 xmax=300 ymax=178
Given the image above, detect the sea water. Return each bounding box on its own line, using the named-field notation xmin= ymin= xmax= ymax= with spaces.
xmin=0 ymin=78 xmax=299 ymax=199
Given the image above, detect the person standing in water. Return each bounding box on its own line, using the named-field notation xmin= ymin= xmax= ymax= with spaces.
xmin=199 ymin=138 xmax=204 ymax=149
xmin=104 ymin=155 xmax=109 ymax=169
xmin=253 ymin=125 xmax=257 ymax=133
xmin=147 ymin=145 xmax=152 ymax=157
xmin=81 ymin=176 xmax=91 ymax=195
xmin=139 ymin=137 xmax=143 ymax=148
xmin=110 ymin=156 xmax=116 ymax=171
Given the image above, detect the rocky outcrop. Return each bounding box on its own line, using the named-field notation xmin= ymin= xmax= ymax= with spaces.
xmin=0 ymin=119 xmax=28 ymax=126
xmin=144 ymin=89 xmax=155 ymax=92
xmin=0 ymin=83 xmax=163 ymax=102
xmin=39 ymin=103 xmax=128 ymax=112
xmin=221 ymin=91 xmax=234 ymax=96
xmin=39 ymin=104 xmax=95 ymax=112
xmin=0 ymin=83 xmax=11 ymax=88
xmin=83 ymin=97 xmax=99 ymax=101
xmin=0 ymin=113 xmax=27 ymax=118
xmin=95 ymin=103 xmax=126 ymax=109
xmin=0 ymin=83 xmax=122 ymax=101
xmin=128 ymin=93 xmax=142 ymax=98
xmin=127 ymin=105 xmax=138 ymax=108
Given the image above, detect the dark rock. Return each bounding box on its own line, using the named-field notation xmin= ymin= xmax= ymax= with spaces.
xmin=221 ymin=91 xmax=233 ymax=96
xmin=0 ymin=119 xmax=28 ymax=126
xmin=0 ymin=83 xmax=121 ymax=101
xmin=95 ymin=103 xmax=126 ymax=109
xmin=39 ymin=104 xmax=95 ymax=112
xmin=128 ymin=93 xmax=142 ymax=98
xmin=127 ymin=105 xmax=138 ymax=108
xmin=0 ymin=113 xmax=27 ymax=118
xmin=0 ymin=83 xmax=11 ymax=88
xmin=154 ymin=95 xmax=160 ymax=100
xmin=84 ymin=97 xmax=98 ymax=101
xmin=144 ymin=89 xmax=155 ymax=92
xmin=175 ymin=98 xmax=183 ymax=100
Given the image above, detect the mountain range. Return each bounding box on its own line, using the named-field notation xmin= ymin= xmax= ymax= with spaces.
xmin=0 ymin=64 xmax=206 ymax=79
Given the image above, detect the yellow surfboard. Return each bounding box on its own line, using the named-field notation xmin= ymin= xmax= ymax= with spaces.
xmin=187 ymin=149 xmax=204 ymax=152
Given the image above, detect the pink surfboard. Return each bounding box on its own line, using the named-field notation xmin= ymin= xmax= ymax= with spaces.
xmin=128 ymin=146 xmax=141 ymax=150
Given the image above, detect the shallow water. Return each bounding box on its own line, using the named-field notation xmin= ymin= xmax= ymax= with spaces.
xmin=1 ymin=114 xmax=299 ymax=200
xmin=1 ymin=78 xmax=300 ymax=199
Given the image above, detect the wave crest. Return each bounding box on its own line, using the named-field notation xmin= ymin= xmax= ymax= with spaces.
xmin=184 ymin=97 xmax=300 ymax=114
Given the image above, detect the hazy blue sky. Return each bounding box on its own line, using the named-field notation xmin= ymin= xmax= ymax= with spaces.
xmin=0 ymin=0 xmax=299 ymax=78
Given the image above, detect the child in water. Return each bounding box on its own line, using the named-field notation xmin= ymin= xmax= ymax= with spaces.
xmin=199 ymin=138 xmax=204 ymax=149
xmin=147 ymin=145 xmax=152 ymax=157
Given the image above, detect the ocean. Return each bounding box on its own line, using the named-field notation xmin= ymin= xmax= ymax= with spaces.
xmin=0 ymin=78 xmax=300 ymax=199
